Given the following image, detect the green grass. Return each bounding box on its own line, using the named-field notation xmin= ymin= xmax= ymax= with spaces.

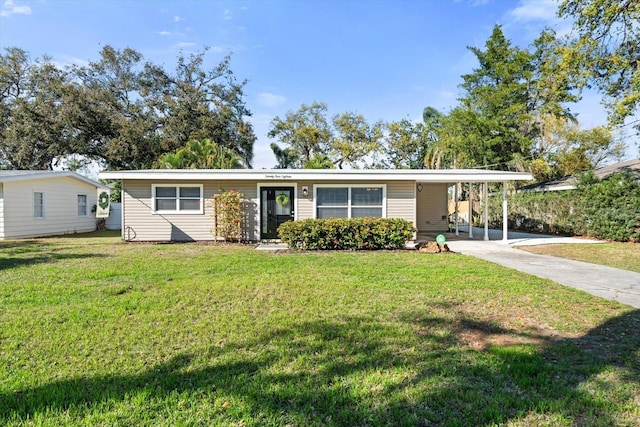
xmin=519 ymin=242 xmax=640 ymax=273
xmin=1 ymin=232 xmax=639 ymax=426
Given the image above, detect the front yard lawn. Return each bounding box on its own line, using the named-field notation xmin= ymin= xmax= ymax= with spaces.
xmin=519 ymin=242 xmax=640 ymax=273
xmin=1 ymin=233 xmax=639 ymax=426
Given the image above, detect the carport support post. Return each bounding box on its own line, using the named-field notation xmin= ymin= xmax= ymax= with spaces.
xmin=483 ymin=182 xmax=489 ymax=241
xmin=502 ymin=181 xmax=508 ymax=241
xmin=454 ymin=183 xmax=459 ymax=235
xmin=468 ymin=182 xmax=473 ymax=238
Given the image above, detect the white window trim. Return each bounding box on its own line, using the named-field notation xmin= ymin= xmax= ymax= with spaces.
xmin=77 ymin=194 xmax=88 ymax=217
xmin=313 ymin=184 xmax=387 ymax=218
xmin=33 ymin=191 xmax=45 ymax=219
xmin=151 ymin=184 xmax=204 ymax=215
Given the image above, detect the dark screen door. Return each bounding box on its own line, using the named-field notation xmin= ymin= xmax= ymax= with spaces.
xmin=260 ymin=187 xmax=294 ymax=239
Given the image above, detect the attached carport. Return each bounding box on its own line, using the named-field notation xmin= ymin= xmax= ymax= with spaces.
xmin=414 ymin=169 xmax=533 ymax=242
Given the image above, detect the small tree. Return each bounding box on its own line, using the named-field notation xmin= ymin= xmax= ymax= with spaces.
xmin=213 ymin=189 xmax=245 ymax=241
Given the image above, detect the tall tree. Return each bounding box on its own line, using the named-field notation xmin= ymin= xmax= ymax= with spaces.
xmin=142 ymin=49 xmax=255 ymax=167
xmin=0 ymin=48 xmax=70 ymax=169
xmin=559 ymin=0 xmax=640 ymax=126
xmin=268 ymin=102 xmax=385 ymax=169
xmin=267 ymin=102 xmax=332 ymax=168
xmin=527 ymin=114 xmax=624 ymax=181
xmin=71 ymin=46 xmax=159 ymax=170
xmin=384 ymin=107 xmax=441 ymax=169
xmin=1 ymin=45 xmax=256 ymax=170
xmin=457 ymin=25 xmax=536 ymax=169
xmin=435 ymin=26 xmax=578 ymax=172
xmin=331 ymin=112 xmax=383 ymax=169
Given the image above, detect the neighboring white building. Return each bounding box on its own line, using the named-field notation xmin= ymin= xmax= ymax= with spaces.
xmin=0 ymin=170 xmax=107 ymax=240
xmin=99 ymin=168 xmax=533 ymax=242
xmin=519 ymin=158 xmax=640 ymax=192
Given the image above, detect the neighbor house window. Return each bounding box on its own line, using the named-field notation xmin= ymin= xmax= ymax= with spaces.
xmin=34 ymin=192 xmax=44 ymax=218
xmin=152 ymin=184 xmax=203 ymax=214
xmin=77 ymin=194 xmax=87 ymax=216
xmin=315 ymin=185 xmax=385 ymax=218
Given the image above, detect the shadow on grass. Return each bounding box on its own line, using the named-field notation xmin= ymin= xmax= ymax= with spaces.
xmin=0 ymin=240 xmax=103 ymax=270
xmin=1 ymin=310 xmax=638 ymax=425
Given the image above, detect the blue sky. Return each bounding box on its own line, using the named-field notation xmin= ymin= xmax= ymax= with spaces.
xmin=1 ymin=0 xmax=632 ymax=169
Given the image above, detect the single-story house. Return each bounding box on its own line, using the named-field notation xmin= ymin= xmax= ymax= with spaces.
xmin=99 ymin=169 xmax=532 ymax=242
xmin=520 ymin=158 xmax=640 ymax=192
xmin=0 ymin=170 xmax=107 ymax=240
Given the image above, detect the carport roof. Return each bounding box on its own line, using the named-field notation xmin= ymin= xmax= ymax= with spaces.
xmin=99 ymin=168 xmax=533 ymax=183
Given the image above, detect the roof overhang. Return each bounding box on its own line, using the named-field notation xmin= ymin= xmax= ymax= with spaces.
xmin=99 ymin=169 xmax=533 ymax=183
xmin=0 ymin=170 xmax=107 ymax=188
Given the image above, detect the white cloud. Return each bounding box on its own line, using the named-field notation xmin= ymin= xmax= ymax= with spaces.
xmin=54 ymin=55 xmax=89 ymax=68
xmin=0 ymin=0 xmax=31 ymax=17
xmin=508 ymin=0 xmax=557 ymax=23
xmin=257 ymin=92 xmax=286 ymax=108
xmin=502 ymin=0 xmax=573 ymax=42
xmin=157 ymin=30 xmax=172 ymax=36
xmin=174 ymin=42 xmax=197 ymax=48
xmin=223 ymin=9 xmax=232 ymax=20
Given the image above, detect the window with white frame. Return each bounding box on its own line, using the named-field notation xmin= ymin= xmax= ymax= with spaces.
xmin=316 ymin=185 xmax=385 ymax=218
xmin=77 ymin=194 xmax=87 ymax=216
xmin=152 ymin=184 xmax=203 ymax=214
xmin=34 ymin=191 xmax=44 ymax=218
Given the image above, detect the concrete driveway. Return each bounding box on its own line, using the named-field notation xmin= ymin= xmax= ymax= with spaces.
xmin=443 ymin=228 xmax=640 ymax=309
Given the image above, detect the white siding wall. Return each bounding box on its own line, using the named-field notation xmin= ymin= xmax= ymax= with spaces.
xmin=416 ymin=183 xmax=449 ymax=232
xmin=122 ymin=180 xmax=258 ymax=241
xmin=0 ymin=183 xmax=4 ymax=239
xmin=2 ymin=177 xmax=99 ymax=239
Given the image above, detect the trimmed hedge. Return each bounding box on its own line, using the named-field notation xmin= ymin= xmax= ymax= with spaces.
xmin=576 ymin=170 xmax=640 ymax=242
xmin=278 ymin=218 xmax=416 ymax=250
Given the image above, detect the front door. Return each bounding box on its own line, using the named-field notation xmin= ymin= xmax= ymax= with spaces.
xmin=260 ymin=187 xmax=295 ymax=240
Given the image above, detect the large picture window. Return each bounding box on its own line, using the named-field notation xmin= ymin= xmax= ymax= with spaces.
xmin=315 ymin=185 xmax=385 ymax=219
xmin=152 ymin=184 xmax=203 ymax=214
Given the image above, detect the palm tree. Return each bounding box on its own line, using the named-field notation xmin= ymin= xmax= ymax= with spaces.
xmin=155 ymin=139 xmax=244 ymax=169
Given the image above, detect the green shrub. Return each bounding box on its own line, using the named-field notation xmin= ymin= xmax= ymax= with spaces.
xmin=213 ymin=189 xmax=245 ymax=241
xmin=487 ymin=190 xmax=581 ymax=235
xmin=278 ymin=217 xmax=416 ymax=250
xmin=576 ymin=170 xmax=640 ymax=242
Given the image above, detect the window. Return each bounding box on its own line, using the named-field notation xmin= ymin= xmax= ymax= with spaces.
xmin=34 ymin=192 xmax=44 ymax=218
xmin=315 ymin=185 xmax=385 ymax=218
xmin=152 ymin=184 xmax=203 ymax=214
xmin=77 ymin=194 xmax=87 ymax=216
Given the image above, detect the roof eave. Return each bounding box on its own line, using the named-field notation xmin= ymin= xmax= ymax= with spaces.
xmin=0 ymin=171 xmax=107 ymax=188
xmin=99 ymin=169 xmax=533 ymax=183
